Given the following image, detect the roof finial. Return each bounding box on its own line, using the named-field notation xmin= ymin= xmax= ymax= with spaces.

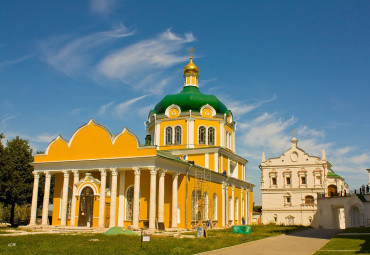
xmin=189 ymin=47 xmax=195 ymax=60
xmin=293 ymin=129 xmax=296 ymax=138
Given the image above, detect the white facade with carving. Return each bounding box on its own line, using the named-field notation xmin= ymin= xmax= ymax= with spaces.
xmin=260 ymin=136 xmax=348 ymax=226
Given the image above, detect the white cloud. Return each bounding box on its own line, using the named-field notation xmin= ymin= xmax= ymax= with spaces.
xmin=40 ymin=24 xmax=134 ymax=77
xmin=89 ymin=0 xmax=117 ymax=17
xmin=114 ymin=95 xmax=148 ymax=117
xmin=240 ymin=112 xmax=296 ymax=155
xmin=32 ymin=133 xmax=58 ymax=143
xmin=349 ymin=153 xmax=370 ymax=165
xmin=0 ymin=115 xmax=18 ymax=130
xmin=0 ymin=55 xmax=33 ymax=69
xmin=223 ymin=94 xmax=277 ymax=118
xmin=98 ymin=29 xmax=195 ymax=93
xmin=97 ymin=101 xmax=115 ymax=116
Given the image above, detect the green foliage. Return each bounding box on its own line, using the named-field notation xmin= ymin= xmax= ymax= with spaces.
xmin=0 ymin=135 xmax=33 ymax=224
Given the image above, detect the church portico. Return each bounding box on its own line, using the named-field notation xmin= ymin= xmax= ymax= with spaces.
xmin=31 ymin=166 xmax=184 ymax=229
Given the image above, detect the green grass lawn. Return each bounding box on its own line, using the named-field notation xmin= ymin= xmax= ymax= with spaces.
xmin=0 ymin=225 xmax=306 ymax=255
xmin=315 ymin=228 xmax=370 ymax=255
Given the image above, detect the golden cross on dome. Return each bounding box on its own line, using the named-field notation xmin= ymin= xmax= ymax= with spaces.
xmin=189 ymin=47 xmax=195 ymax=59
xmin=293 ymin=129 xmax=296 ymax=138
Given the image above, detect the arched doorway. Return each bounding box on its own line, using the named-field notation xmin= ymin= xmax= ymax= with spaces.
xmin=328 ymin=185 xmax=337 ymax=197
xmin=78 ymin=186 xmax=94 ymax=227
xmin=350 ymin=206 xmax=360 ymax=227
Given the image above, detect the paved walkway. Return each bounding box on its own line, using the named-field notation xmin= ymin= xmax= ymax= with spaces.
xmin=199 ymin=229 xmax=342 ymax=255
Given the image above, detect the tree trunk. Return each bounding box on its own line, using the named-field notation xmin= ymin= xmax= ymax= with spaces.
xmin=10 ymin=202 xmax=15 ymax=226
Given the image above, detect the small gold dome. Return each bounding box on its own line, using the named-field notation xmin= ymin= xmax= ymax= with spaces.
xmin=183 ymin=48 xmax=199 ymax=76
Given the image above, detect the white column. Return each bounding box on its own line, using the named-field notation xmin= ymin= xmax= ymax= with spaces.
xmin=171 ymin=173 xmax=179 ymax=228
xmin=41 ymin=171 xmax=51 ymax=225
xmin=149 ymin=167 xmax=157 ymax=230
xmin=29 ymin=171 xmax=40 ymax=225
xmin=117 ymin=171 xmax=126 ymax=227
xmin=109 ymin=168 xmax=118 ymax=227
xmin=98 ymin=169 xmax=107 ymax=228
xmin=132 ymin=167 xmax=141 ymax=229
xmin=221 ymin=183 xmax=225 ymax=227
xmin=70 ymin=170 xmax=79 ymax=227
xmin=60 ymin=170 xmax=70 ymax=226
xmin=231 ymin=185 xmax=235 ymax=224
xmin=158 ymin=169 xmax=166 ymax=223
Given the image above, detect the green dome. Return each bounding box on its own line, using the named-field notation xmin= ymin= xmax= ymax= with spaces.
xmin=153 ymin=86 xmax=228 ymax=115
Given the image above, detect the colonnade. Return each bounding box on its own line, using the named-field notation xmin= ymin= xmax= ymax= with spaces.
xmin=221 ymin=183 xmax=250 ymax=227
xmin=29 ymin=167 xmax=179 ymax=230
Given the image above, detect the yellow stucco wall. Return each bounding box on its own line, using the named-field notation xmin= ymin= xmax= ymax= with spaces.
xmin=35 ymin=120 xmax=156 ymax=163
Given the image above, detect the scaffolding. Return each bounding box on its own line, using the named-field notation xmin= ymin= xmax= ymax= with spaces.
xmin=193 ymin=168 xmax=211 ymax=227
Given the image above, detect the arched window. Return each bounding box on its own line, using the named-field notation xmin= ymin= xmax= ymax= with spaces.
xmin=305 ymin=195 xmax=314 ymax=205
xmin=191 ymin=190 xmax=199 ymax=221
xmin=174 ymin=126 xmax=182 ymax=145
xmin=235 ymin=197 xmax=239 ymax=223
xmin=203 ymin=192 xmax=209 ymax=220
xmin=165 ymin=126 xmax=172 ymax=145
xmin=213 ymin=193 xmax=217 ymax=221
xmin=125 ymin=186 xmax=134 ymax=221
xmin=229 ymin=196 xmax=232 ymax=222
xmin=241 ymin=198 xmax=244 ymax=220
xmin=199 ymin=126 xmax=206 ymax=144
xmin=208 ymin=127 xmax=215 ymax=145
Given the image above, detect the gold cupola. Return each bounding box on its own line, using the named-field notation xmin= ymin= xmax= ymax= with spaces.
xmin=183 ymin=47 xmax=199 ymax=87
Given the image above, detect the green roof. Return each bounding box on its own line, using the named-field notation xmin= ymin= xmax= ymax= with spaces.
xmin=153 ymin=86 xmax=228 ymax=115
xmin=327 ymin=165 xmax=342 ymax=179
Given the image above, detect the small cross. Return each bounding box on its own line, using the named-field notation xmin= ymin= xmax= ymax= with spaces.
xmin=189 ymin=47 xmax=195 ymax=59
xmin=292 ymin=129 xmax=296 ymax=138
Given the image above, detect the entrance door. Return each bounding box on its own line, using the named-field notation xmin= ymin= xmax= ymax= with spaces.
xmin=78 ymin=186 xmax=94 ymax=227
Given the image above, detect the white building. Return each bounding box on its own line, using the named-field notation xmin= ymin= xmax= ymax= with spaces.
xmin=260 ymin=135 xmax=348 ymax=226
xmin=313 ymin=168 xmax=370 ymax=229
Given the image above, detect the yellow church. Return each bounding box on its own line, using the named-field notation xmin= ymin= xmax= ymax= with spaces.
xmin=29 ymin=51 xmax=254 ymax=230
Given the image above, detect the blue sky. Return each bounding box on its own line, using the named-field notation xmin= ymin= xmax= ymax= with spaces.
xmin=1 ymin=0 xmax=369 ymax=205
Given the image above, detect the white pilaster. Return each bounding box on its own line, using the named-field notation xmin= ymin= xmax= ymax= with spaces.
xmin=205 ymin=153 xmax=209 ymax=168
xmin=117 ymin=171 xmax=126 ymax=227
xmin=171 ymin=173 xmax=179 ymax=228
xmin=70 ymin=170 xmax=79 ymax=227
xmin=98 ymin=168 xmax=107 ymax=228
xmin=188 ymin=119 xmax=194 ymax=148
xmin=220 ymin=122 xmax=224 ymax=147
xmin=245 ymin=189 xmax=249 ymax=224
xmin=158 ymin=169 xmax=166 ymax=223
xmin=60 ymin=170 xmax=70 ymax=226
xmin=29 ymin=171 xmax=40 ymax=225
xmin=240 ymin=188 xmax=244 ymax=222
xmin=155 ymin=123 xmax=160 ymax=146
xmin=149 ymin=167 xmax=157 ymax=230
xmin=41 ymin=171 xmax=51 ymax=225
xmin=109 ymin=168 xmax=118 ymax=227
xmin=132 ymin=167 xmax=141 ymax=229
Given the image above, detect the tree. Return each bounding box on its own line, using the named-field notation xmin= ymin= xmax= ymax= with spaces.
xmin=0 ymin=136 xmax=33 ymax=225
